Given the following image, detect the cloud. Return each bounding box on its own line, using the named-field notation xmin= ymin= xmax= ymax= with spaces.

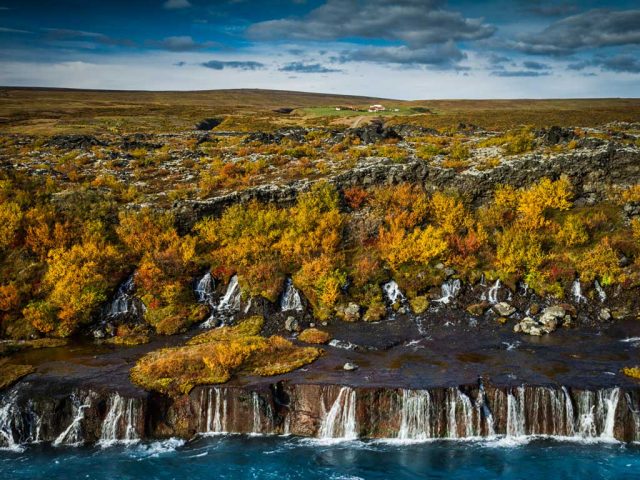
xmin=512 ymin=9 xmax=640 ymax=55
xmin=568 ymin=54 xmax=640 ymax=74
xmin=339 ymin=41 xmax=465 ymax=68
xmin=201 ymin=60 xmax=266 ymax=70
xmin=0 ymin=26 xmax=31 ymax=34
xmin=44 ymin=28 xmax=133 ymax=47
xmin=597 ymin=55 xmax=640 ymax=73
xmin=151 ymin=36 xmax=217 ymax=51
xmin=492 ymin=70 xmax=550 ymax=77
xmin=278 ymin=62 xmax=341 ymax=73
xmin=246 ymin=0 xmax=495 ymax=57
xmin=522 ymin=60 xmax=549 ymax=70
xmin=174 ymin=61 xmax=187 ymax=67
xmin=523 ymin=1 xmax=578 ymax=17
xmin=163 ymin=0 xmax=191 ymax=10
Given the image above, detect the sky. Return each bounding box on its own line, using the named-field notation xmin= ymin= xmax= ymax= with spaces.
xmin=0 ymin=0 xmax=638 ymax=99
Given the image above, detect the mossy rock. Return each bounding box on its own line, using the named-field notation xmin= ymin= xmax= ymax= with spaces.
xmin=363 ymin=302 xmax=386 ymax=322
xmin=409 ymin=296 xmax=430 ymax=314
xmin=466 ymin=301 xmax=489 ymax=317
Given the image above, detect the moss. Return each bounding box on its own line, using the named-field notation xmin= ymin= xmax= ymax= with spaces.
xmin=131 ymin=317 xmax=320 ymax=396
xmin=409 ymin=295 xmax=430 ymax=314
xmin=622 ymin=366 xmax=640 ymax=380
xmin=0 ymin=338 xmax=67 ymax=356
xmin=363 ymin=301 xmax=386 ymax=322
xmin=0 ymin=360 xmax=34 ymax=391
xmin=298 ymin=328 xmax=331 ymax=344
xmin=105 ymin=334 xmax=150 ymax=346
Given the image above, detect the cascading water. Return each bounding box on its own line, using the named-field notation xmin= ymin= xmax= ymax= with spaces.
xmin=201 ymin=275 xmax=242 ymax=328
xmin=252 ymin=392 xmax=261 ymax=435
xmin=506 ymin=387 xmax=526 ymax=437
xmin=195 ymin=272 xmax=216 ymax=306
xmin=397 ymin=389 xmax=432 ymax=440
xmin=436 ymin=279 xmax=461 ymax=305
xmin=571 ymin=279 xmax=587 ymax=304
xmin=383 ymin=281 xmax=405 ymax=305
xmin=54 ymin=392 xmax=92 ymax=447
xmin=594 ymin=280 xmax=607 ymax=302
xmin=483 ymin=280 xmax=501 ymax=304
xmin=200 ymin=388 xmax=228 ymax=434
xmin=106 ymin=275 xmax=145 ymax=319
xmin=319 ymin=387 xmax=358 ymax=440
xmin=575 ymin=388 xmax=620 ymax=439
xmin=98 ymin=394 xmax=140 ymax=446
xmin=280 ymin=278 xmax=303 ymax=312
xmin=0 ymin=388 xmax=26 ymax=450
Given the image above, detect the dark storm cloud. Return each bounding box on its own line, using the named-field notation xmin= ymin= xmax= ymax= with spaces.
xmin=246 ymin=0 xmax=495 ymax=49
xmin=339 ymin=41 xmax=465 ymax=68
xmin=512 ymin=9 xmax=640 ymax=55
xmin=150 ymin=36 xmax=218 ymax=51
xmin=492 ymin=70 xmax=550 ymax=77
xmin=278 ymin=62 xmax=341 ymax=73
xmin=44 ymin=28 xmax=134 ymax=47
xmin=201 ymin=60 xmax=266 ymax=70
xmin=522 ymin=1 xmax=578 ymax=17
xmin=522 ymin=60 xmax=549 ymax=70
xmin=568 ymin=54 xmax=640 ymax=73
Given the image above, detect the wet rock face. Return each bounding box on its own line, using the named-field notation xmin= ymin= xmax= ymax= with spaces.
xmin=3 ymin=380 xmax=640 ymax=445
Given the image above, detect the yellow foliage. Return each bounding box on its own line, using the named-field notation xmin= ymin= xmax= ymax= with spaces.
xmin=430 ymin=192 xmax=467 ymax=235
xmin=517 ymin=177 xmax=572 ymax=230
xmin=131 ymin=317 xmax=320 ymax=396
xmin=495 ymin=228 xmax=544 ymax=276
xmin=0 ymin=201 xmax=22 ymax=250
xmin=555 ymin=214 xmax=589 ymax=247
xmin=574 ymin=237 xmax=622 ymax=285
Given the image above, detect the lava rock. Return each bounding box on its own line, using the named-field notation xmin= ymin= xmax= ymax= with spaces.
xmin=46 ymin=134 xmax=105 ymax=150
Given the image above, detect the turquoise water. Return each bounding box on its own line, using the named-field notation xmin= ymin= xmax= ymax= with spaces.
xmin=2 ymin=436 xmax=640 ymax=479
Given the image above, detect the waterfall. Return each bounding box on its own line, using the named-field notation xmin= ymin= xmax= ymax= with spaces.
xmin=383 ymin=281 xmax=405 ymax=305
xmin=572 ymin=279 xmax=587 ymax=304
xmin=54 ymin=392 xmax=92 ymax=446
xmin=201 ymin=275 xmax=242 ymax=328
xmin=0 ymin=388 xmax=24 ymax=450
xmin=106 ymin=275 xmax=145 ymax=319
xmin=195 ymin=272 xmax=215 ymax=306
xmin=319 ymin=387 xmax=358 ymax=440
xmin=436 ymin=279 xmax=461 ymax=305
xmin=483 ymin=279 xmax=501 ymax=304
xmin=602 ymin=388 xmax=620 ymax=439
xmin=562 ymin=387 xmax=576 ymax=437
xmin=397 ymin=389 xmax=432 ymax=440
xmin=280 ymin=278 xmax=303 ymax=312
xmin=445 ymin=388 xmax=476 ymax=438
xmin=594 ymin=280 xmax=607 ymax=302
xmin=201 ymin=388 xmax=228 ymax=434
xmin=575 ymin=388 xmax=620 ymax=439
xmin=506 ymin=387 xmax=526 ymax=437
xmin=98 ymin=394 xmax=140 ymax=446
xmin=251 ymin=392 xmax=261 ymax=435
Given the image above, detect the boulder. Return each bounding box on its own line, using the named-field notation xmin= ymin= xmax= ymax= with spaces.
xmin=514 ymin=317 xmax=543 ymax=336
xmin=343 ymin=362 xmax=359 ymax=371
xmin=466 ymin=302 xmax=489 ymax=316
xmin=285 ymin=316 xmax=300 ymax=332
xmin=336 ymin=303 xmax=361 ymax=322
xmin=599 ymin=308 xmax=612 ymax=321
xmin=493 ymin=302 xmax=516 ymax=317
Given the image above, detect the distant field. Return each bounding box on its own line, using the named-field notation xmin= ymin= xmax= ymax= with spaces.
xmin=0 ymin=87 xmax=638 ymax=134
